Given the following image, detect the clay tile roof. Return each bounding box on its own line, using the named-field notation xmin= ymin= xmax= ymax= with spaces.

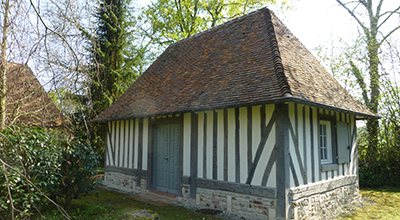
xmin=5 ymin=63 xmax=67 ymax=127
xmin=93 ymin=8 xmax=377 ymax=123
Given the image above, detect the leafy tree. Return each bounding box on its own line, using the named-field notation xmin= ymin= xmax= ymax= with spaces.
xmin=317 ymin=1 xmax=400 ymax=186
xmin=89 ymin=0 xmax=137 ymax=116
xmin=335 ymin=0 xmax=400 ymax=155
xmin=139 ymin=0 xmax=286 ymax=55
xmin=78 ymin=0 xmax=139 ymax=162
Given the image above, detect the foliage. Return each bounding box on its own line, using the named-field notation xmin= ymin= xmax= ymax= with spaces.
xmin=49 ymin=136 xmax=101 ymax=210
xmin=0 ymin=126 xmax=65 ymax=218
xmin=0 ymin=126 xmax=99 ymax=218
xmin=78 ymin=0 xmax=141 ymax=163
xmin=358 ymin=78 xmax=400 ymax=187
xmin=334 ymin=0 xmax=400 ymax=152
xmin=88 ymin=0 xmax=137 ymax=116
xmin=138 ymin=0 xmax=287 ymax=61
xmin=317 ymin=1 xmax=400 ymax=187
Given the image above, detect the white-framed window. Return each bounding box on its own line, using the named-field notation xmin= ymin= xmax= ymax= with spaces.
xmin=319 ymin=120 xmax=332 ymax=164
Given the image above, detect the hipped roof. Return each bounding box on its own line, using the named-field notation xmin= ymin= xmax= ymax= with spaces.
xmin=93 ymin=8 xmax=377 ymax=123
xmin=6 ymin=63 xmax=66 ymax=127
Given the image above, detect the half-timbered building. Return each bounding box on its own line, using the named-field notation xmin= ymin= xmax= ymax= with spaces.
xmin=93 ymin=8 xmax=378 ymax=220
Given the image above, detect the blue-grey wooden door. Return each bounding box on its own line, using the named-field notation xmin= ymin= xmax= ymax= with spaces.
xmin=153 ymin=123 xmax=180 ymax=194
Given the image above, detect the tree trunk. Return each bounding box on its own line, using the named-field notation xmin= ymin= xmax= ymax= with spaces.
xmin=62 ymin=158 xmax=72 ymax=210
xmin=0 ymin=0 xmax=10 ymax=130
xmin=366 ymin=12 xmax=380 ymax=157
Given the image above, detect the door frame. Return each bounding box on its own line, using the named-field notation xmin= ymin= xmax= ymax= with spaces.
xmin=147 ymin=115 xmax=183 ymax=196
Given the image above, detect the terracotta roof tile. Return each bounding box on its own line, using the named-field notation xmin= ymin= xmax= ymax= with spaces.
xmin=5 ymin=63 xmax=67 ymax=127
xmin=93 ymin=8 xmax=376 ymax=123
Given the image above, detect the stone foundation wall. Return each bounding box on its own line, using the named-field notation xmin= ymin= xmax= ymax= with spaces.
xmin=291 ymin=177 xmax=360 ymax=220
xmin=104 ymin=172 xmax=359 ymax=220
xmin=181 ymin=184 xmax=276 ymax=220
xmin=103 ymin=171 xmax=147 ymax=192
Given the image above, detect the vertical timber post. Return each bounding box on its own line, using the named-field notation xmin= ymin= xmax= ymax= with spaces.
xmin=275 ymin=103 xmax=291 ymax=219
xmin=190 ymin=112 xmax=198 ymax=199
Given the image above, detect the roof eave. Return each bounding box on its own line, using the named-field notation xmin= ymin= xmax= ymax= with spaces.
xmin=91 ymin=97 xmax=379 ymax=124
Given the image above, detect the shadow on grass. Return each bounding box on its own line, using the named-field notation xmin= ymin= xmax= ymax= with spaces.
xmin=37 ymin=187 xmax=223 ymax=220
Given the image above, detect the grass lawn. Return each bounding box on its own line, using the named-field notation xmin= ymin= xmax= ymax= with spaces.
xmin=38 ymin=187 xmax=222 ymax=220
xmin=36 ymin=187 xmax=400 ymax=219
xmin=337 ymin=187 xmax=400 ymax=220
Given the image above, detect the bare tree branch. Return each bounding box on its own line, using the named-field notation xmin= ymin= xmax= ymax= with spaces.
xmin=379 ymin=26 xmax=400 ymax=47
xmin=377 ymin=5 xmax=400 ymax=30
xmin=336 ymin=0 xmax=369 ymax=37
xmin=29 ymin=0 xmax=79 ymax=70
xmin=0 ymin=158 xmax=71 ymax=219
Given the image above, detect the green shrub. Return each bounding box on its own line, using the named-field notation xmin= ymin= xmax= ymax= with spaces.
xmin=358 ymin=123 xmax=400 ymax=187
xmin=0 ymin=126 xmax=99 ymax=218
xmin=49 ymin=137 xmax=100 ymax=210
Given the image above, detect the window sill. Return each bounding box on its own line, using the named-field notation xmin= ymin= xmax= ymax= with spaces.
xmin=321 ymin=163 xmax=339 ymax=172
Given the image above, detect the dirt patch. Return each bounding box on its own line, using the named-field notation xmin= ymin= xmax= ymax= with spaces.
xmin=130 ymin=191 xmax=179 ymax=207
xmin=119 ymin=209 xmax=159 ymax=220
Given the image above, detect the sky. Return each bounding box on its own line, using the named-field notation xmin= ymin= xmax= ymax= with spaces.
xmin=276 ymin=0 xmax=360 ymax=54
xmin=137 ymin=0 xmax=400 ymax=57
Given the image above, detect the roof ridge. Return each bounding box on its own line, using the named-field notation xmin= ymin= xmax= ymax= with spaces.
xmin=264 ymin=9 xmax=292 ymax=97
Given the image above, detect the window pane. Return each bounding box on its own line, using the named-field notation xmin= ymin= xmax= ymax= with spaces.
xmin=321 ymin=148 xmax=324 ymax=159
xmin=320 ymin=120 xmax=332 ymax=164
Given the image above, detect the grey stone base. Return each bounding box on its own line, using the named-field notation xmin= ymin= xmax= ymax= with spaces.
xmin=103 ymin=171 xmax=360 ymax=220
xmin=103 ymin=171 xmax=147 ymax=193
xmin=290 ymin=176 xmax=361 ymax=220
xmin=181 ymin=184 xmax=276 ymax=220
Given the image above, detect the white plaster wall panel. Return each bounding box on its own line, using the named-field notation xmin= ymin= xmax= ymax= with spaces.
xmin=124 ymin=120 xmax=130 ymax=168
xmin=206 ymin=111 xmax=213 ymax=179
xmin=142 ymin=118 xmax=149 ymax=170
xmin=197 ymin=112 xmax=204 ymax=178
xmin=312 ymin=107 xmax=320 ymax=182
xmin=129 ymin=119 xmax=135 ymax=169
xmin=252 ymin=124 xmax=275 ymax=186
xmin=120 ymin=121 xmax=125 ymax=167
xmin=288 ymin=103 xmax=298 ymax=187
xmin=267 ymin=163 xmax=276 ymax=187
xmin=265 ymin=104 xmax=275 ymax=125
xmin=116 ymin=121 xmax=122 ymax=167
xmin=217 ymin=109 xmax=224 ymax=181
xmin=106 ymin=122 xmax=112 ymax=166
xmin=265 ymin=104 xmax=276 ymax=188
xmin=349 ymin=115 xmax=357 ymax=176
xmin=304 ymin=106 xmax=312 ymax=184
xmin=227 ymin=108 xmax=236 ymax=182
xmin=239 ymin=107 xmax=248 ymax=183
xmin=183 ymin=113 xmax=191 ymax=176
xmin=134 ymin=119 xmax=139 ymax=169
xmin=339 ymin=163 xmax=344 ymax=176
xmin=298 ymin=105 xmax=306 ymax=184
xmin=251 ymin=106 xmax=261 ymax=162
